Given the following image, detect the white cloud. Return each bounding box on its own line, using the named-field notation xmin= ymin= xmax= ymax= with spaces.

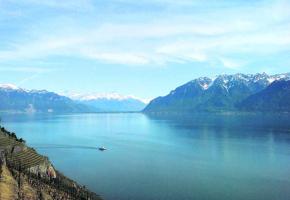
xmin=218 ymin=58 xmax=243 ymax=70
xmin=0 ymin=0 xmax=290 ymax=68
xmin=81 ymin=50 xmax=150 ymax=65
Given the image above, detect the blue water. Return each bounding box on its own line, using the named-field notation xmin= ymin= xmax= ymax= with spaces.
xmin=1 ymin=113 xmax=290 ymax=200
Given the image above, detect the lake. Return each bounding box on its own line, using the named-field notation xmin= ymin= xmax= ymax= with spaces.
xmin=1 ymin=113 xmax=290 ymax=200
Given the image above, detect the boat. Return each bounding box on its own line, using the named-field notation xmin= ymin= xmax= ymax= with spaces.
xmin=98 ymin=147 xmax=107 ymax=151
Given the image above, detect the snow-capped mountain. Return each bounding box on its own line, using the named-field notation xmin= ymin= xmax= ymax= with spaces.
xmin=66 ymin=92 xmax=147 ymax=103
xmin=0 ymin=83 xmax=20 ymax=90
xmin=0 ymin=84 xmax=146 ymax=113
xmin=144 ymin=73 xmax=290 ymax=113
xmin=185 ymin=73 xmax=290 ymax=93
xmin=63 ymin=92 xmax=147 ymax=112
xmin=0 ymin=84 xmax=95 ymax=113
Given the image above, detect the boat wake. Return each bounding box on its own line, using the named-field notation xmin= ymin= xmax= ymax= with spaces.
xmin=31 ymin=144 xmax=101 ymax=150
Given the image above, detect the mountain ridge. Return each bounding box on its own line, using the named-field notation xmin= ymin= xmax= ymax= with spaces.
xmin=238 ymin=80 xmax=290 ymax=112
xmin=0 ymin=85 xmax=147 ymax=113
xmin=144 ymin=72 xmax=290 ymax=113
xmin=0 ymin=85 xmax=95 ymax=113
xmin=65 ymin=92 xmax=147 ymax=112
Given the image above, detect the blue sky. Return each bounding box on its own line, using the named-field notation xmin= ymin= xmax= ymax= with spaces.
xmin=0 ymin=0 xmax=290 ymax=100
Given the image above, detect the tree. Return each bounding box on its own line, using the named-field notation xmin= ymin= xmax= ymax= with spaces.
xmin=18 ymin=138 xmax=26 ymax=143
xmin=11 ymin=132 xmax=17 ymax=139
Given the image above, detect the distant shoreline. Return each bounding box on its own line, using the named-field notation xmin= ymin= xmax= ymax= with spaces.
xmin=0 ymin=110 xmax=141 ymax=114
xmin=1 ymin=110 xmax=290 ymax=115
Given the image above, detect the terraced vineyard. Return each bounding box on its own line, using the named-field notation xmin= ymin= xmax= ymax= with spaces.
xmin=0 ymin=129 xmax=101 ymax=200
xmin=0 ymin=131 xmax=46 ymax=169
xmin=0 ymin=134 xmax=21 ymax=149
xmin=10 ymin=148 xmax=46 ymax=169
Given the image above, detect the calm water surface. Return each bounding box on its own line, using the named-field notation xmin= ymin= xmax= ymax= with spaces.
xmin=1 ymin=113 xmax=290 ymax=200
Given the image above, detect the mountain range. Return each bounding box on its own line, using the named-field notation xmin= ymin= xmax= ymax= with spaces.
xmin=1 ymin=72 xmax=289 ymax=113
xmin=144 ymin=73 xmax=290 ymax=113
xmin=0 ymin=84 xmax=94 ymax=113
xmin=65 ymin=92 xmax=146 ymax=112
xmin=0 ymin=84 xmax=146 ymax=113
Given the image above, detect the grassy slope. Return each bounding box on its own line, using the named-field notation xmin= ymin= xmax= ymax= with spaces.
xmin=0 ymin=165 xmax=18 ymax=200
xmin=0 ymin=165 xmax=54 ymax=200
